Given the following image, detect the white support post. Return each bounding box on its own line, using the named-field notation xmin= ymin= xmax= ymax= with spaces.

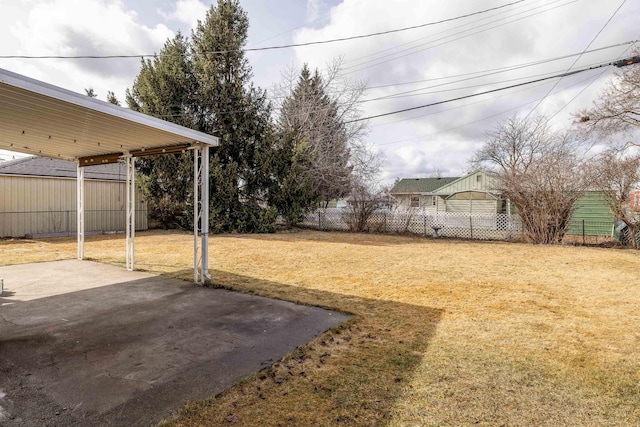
xmin=201 ymin=144 xmax=210 ymax=279
xmin=125 ymin=156 xmax=136 ymax=271
xmin=193 ymin=146 xmax=201 ymax=283
xmin=77 ymin=162 xmax=85 ymax=260
xmin=193 ymin=145 xmax=210 ymax=284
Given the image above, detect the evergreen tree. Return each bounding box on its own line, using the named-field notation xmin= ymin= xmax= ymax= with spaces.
xmin=126 ymin=33 xmax=197 ymax=228
xmin=126 ymin=1 xmax=276 ymax=232
xmin=191 ymin=0 xmax=275 ymax=232
xmin=267 ymin=125 xmax=315 ymax=225
xmin=279 ymin=64 xmax=352 ymax=207
xmin=106 ymin=91 xmax=121 ymax=106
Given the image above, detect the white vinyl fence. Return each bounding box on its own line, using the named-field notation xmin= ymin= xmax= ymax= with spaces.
xmin=301 ymin=208 xmax=523 ymax=241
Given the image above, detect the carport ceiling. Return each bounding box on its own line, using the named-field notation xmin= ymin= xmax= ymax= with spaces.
xmin=0 ymin=67 xmax=218 ymax=162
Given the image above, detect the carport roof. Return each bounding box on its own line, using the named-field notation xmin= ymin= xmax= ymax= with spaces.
xmin=0 ymin=67 xmax=218 ymax=162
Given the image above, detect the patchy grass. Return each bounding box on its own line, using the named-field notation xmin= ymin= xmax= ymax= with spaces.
xmin=2 ymin=230 xmax=640 ymax=426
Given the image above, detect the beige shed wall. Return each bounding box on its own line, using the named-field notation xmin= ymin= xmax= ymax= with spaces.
xmin=445 ymin=199 xmax=498 ymax=213
xmin=0 ymin=175 xmax=147 ymax=237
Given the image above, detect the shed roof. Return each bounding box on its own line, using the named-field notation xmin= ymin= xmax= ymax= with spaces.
xmin=390 ymin=177 xmax=460 ymax=194
xmin=0 ymin=156 xmax=125 ymax=181
xmin=0 ymin=67 xmax=217 ymax=162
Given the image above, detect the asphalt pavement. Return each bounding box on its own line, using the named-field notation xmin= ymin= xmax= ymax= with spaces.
xmin=0 ymin=260 xmax=348 ymax=426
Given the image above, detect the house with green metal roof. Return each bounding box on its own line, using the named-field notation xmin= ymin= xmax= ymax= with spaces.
xmin=390 ymin=176 xmax=458 ymax=210
xmin=390 ymin=169 xmax=619 ymax=237
xmin=390 ymin=170 xmax=506 ymax=213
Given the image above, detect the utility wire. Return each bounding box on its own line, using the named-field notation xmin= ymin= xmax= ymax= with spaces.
xmin=545 ymin=44 xmax=633 ymax=123
xmin=374 ymin=69 xmax=608 ymax=146
xmin=345 ymin=61 xmax=617 ymax=123
xmin=340 ymin=0 xmax=577 ymax=75
xmin=363 ymin=66 xmax=599 ymax=103
xmin=147 ymin=51 xmax=627 ymax=120
xmin=0 ymin=0 xmax=528 ymax=59
xmin=246 ymin=0 xmax=369 ymax=48
xmin=361 ymin=40 xmax=636 ymax=91
xmin=341 ymin=0 xmax=545 ymax=67
xmin=523 ymin=0 xmax=627 ymax=119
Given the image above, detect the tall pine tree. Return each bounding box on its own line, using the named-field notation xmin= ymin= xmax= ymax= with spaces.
xmin=279 ymin=64 xmax=352 ymax=207
xmin=126 ymin=32 xmax=197 ymax=228
xmin=126 ymin=1 xmax=276 ymax=232
xmin=191 ymin=0 xmax=275 ymax=232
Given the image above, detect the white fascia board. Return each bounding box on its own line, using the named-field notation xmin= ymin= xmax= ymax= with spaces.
xmin=0 ymin=67 xmax=218 ymax=146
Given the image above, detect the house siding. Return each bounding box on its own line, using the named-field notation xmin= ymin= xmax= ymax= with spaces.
xmin=393 ymin=194 xmax=447 ymax=211
xmin=0 ymin=174 xmax=147 ymax=237
xmin=391 ymin=171 xmax=502 ymax=214
xmin=445 ymin=199 xmax=498 ymax=213
xmin=566 ymin=191 xmax=615 ymax=236
xmin=435 ymin=171 xmax=498 ymax=194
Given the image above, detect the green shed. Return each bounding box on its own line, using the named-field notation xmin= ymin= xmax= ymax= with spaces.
xmin=566 ymin=192 xmax=615 ymax=236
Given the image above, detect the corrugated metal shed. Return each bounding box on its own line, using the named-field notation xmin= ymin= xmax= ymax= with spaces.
xmin=0 ymin=176 xmax=147 ymax=237
xmin=566 ymin=192 xmax=615 ymax=236
xmin=1 ymin=157 xmax=148 ymax=237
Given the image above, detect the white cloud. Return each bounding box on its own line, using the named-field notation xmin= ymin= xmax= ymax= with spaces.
xmin=290 ymin=0 xmax=640 ymax=184
xmin=158 ymin=0 xmax=208 ymax=29
xmin=306 ymin=0 xmax=324 ymax=22
xmin=1 ymin=0 xmax=638 ymax=181
xmin=4 ymin=0 xmax=173 ymax=102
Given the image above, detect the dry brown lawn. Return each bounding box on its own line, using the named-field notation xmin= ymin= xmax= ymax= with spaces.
xmin=2 ymin=230 xmax=639 ymax=426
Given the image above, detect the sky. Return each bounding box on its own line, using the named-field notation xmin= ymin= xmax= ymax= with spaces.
xmin=0 ymin=0 xmax=638 ymax=184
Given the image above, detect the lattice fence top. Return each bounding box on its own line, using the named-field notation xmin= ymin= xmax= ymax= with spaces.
xmin=302 ymin=208 xmax=523 ymax=241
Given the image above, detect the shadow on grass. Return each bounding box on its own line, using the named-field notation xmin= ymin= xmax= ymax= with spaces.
xmin=213 ymin=228 xmax=437 ymax=248
xmin=165 ymin=269 xmax=444 ymax=426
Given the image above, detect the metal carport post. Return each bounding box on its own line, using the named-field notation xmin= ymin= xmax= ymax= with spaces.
xmin=0 ymin=67 xmax=219 ymax=283
xmin=76 ymin=147 xmax=212 ymax=283
xmin=193 ymin=143 xmax=210 ymax=284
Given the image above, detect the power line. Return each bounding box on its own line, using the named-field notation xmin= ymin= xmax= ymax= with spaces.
xmin=345 ymin=61 xmax=618 ymax=123
xmin=523 ymin=0 xmax=627 ymax=119
xmin=339 ymin=0 xmax=577 ymax=75
xmin=545 ymin=44 xmax=633 ymax=123
xmin=246 ymin=0 xmax=369 ymax=49
xmin=374 ymin=69 xmax=609 ymax=146
xmin=361 ymin=57 xmax=618 ymax=103
xmin=363 ymin=40 xmax=635 ymax=93
xmin=370 ymin=80 xmax=553 ymax=130
xmin=0 ymin=0 xmax=529 ymax=60
xmin=140 ymin=50 xmax=629 ymax=121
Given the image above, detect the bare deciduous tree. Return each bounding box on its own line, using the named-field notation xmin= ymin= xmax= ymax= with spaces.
xmin=591 ymin=150 xmax=640 ymax=248
xmin=471 ymin=115 xmax=591 ymax=244
xmin=345 ymin=179 xmax=388 ymax=232
xmin=575 ymin=49 xmax=640 ymax=147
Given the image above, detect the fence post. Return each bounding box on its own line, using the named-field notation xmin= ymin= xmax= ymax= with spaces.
xmin=66 ymin=210 xmax=70 ymax=237
xmin=424 ymin=214 xmax=427 ymax=236
xmin=384 ymin=211 xmax=388 ymax=234
xmin=470 ymin=215 xmax=473 ymax=239
xmin=582 ymin=219 xmax=585 ymax=245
